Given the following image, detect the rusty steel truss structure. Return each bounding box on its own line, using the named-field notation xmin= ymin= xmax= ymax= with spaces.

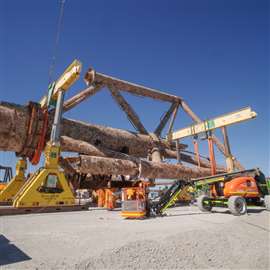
xmin=0 ymin=66 xmax=244 ymax=189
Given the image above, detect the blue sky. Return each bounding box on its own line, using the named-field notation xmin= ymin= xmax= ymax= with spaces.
xmin=0 ymin=0 xmax=269 ymax=175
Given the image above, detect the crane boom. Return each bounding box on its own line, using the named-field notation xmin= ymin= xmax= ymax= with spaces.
xmin=171 ymin=107 xmax=257 ymax=140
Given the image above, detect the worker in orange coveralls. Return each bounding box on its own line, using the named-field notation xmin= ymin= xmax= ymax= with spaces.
xmin=104 ymin=188 xmax=117 ymax=210
xmin=96 ymin=189 xmax=105 ymax=207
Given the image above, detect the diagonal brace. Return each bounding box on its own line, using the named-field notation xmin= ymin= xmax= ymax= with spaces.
xmin=63 ymin=83 xmax=103 ymax=112
xmin=108 ymin=86 xmax=148 ymax=134
xmin=154 ymin=102 xmax=179 ymax=136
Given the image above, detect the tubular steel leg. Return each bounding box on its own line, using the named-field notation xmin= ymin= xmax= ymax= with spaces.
xmin=221 ymin=127 xmax=234 ymax=172
xmin=193 ymin=139 xmax=201 ymax=168
xmin=176 ymin=139 xmax=182 ymax=164
xmin=208 ymin=136 xmax=217 ymax=175
xmin=50 ymin=89 xmax=65 ymax=144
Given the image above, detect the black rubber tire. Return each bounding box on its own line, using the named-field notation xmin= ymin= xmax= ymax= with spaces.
xmin=197 ymin=195 xmax=212 ymax=212
xmin=228 ymin=196 xmax=247 ymax=216
xmin=264 ymin=195 xmax=270 ymax=211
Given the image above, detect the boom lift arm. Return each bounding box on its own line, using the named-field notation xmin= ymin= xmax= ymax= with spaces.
xmin=150 ymin=180 xmax=190 ymax=216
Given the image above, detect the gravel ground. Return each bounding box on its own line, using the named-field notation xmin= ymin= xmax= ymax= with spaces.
xmin=0 ymin=205 xmax=269 ymax=270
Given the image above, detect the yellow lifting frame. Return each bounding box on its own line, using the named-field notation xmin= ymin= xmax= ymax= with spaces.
xmin=13 ymin=143 xmax=75 ymax=208
xmin=0 ymin=158 xmax=27 ymax=203
xmin=13 ymin=59 xmax=82 ymax=209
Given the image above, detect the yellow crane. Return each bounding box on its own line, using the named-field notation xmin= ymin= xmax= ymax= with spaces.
xmin=11 ymin=60 xmax=82 ymax=210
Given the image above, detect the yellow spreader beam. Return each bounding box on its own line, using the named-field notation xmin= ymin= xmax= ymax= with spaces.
xmin=170 ymin=107 xmax=257 ymax=172
xmin=171 ymin=107 xmax=257 ymax=140
xmin=40 ymin=59 xmax=82 ymax=108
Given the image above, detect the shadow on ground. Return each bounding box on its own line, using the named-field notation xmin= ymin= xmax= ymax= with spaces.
xmin=162 ymin=212 xmax=210 ymax=218
xmin=165 ymin=206 xmax=266 ymax=217
xmin=246 ymin=208 xmax=266 ymax=214
xmin=0 ymin=234 xmax=31 ymax=266
xmin=211 ymin=208 xmax=266 ymax=215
